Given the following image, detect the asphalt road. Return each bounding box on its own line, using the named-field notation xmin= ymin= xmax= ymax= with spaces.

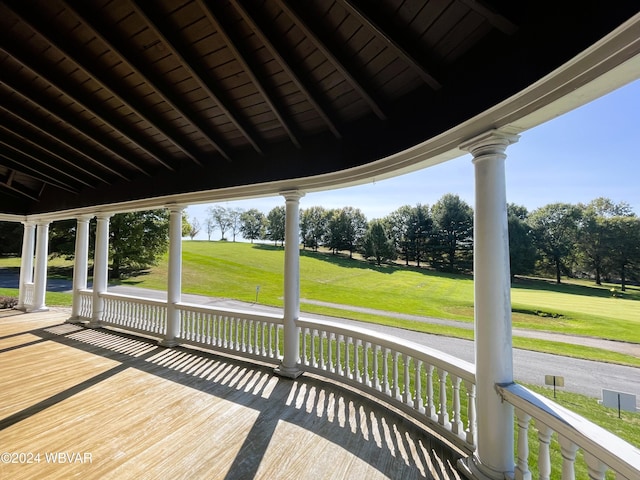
xmin=2 ymin=268 xmax=639 ymax=407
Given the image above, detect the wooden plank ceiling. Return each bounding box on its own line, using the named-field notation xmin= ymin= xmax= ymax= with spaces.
xmin=0 ymin=0 xmax=638 ymax=215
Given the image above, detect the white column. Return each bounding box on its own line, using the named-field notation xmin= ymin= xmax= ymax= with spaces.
xmin=160 ymin=205 xmax=184 ymax=347
xmin=29 ymin=221 xmax=50 ymax=312
xmin=16 ymin=221 xmax=36 ymax=311
xmin=276 ymin=190 xmax=305 ymax=378
xmin=69 ymin=215 xmax=93 ymax=321
xmin=90 ymin=213 xmax=111 ymax=328
xmin=460 ymin=130 xmax=519 ymax=480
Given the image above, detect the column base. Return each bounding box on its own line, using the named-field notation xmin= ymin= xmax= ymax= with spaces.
xmin=458 ymin=454 xmax=514 ymax=480
xmin=88 ymin=320 xmax=102 ymax=329
xmin=27 ymin=306 xmax=49 ymax=313
xmin=274 ymin=362 xmax=303 ymax=379
xmin=66 ymin=316 xmax=84 ymax=324
xmin=159 ymin=337 xmax=180 ymax=348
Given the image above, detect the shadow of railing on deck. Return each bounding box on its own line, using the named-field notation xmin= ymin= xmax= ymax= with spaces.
xmin=1 ymin=320 xmax=462 ymax=479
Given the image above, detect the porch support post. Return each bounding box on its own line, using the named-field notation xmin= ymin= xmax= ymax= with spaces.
xmin=460 ymin=130 xmax=519 ymax=480
xmin=16 ymin=221 xmax=36 ymax=311
xmin=90 ymin=213 xmax=111 ymax=328
xmin=69 ymin=215 xmax=93 ymax=322
xmin=30 ymin=221 xmax=50 ymax=312
xmin=160 ymin=205 xmax=184 ymax=347
xmin=275 ymin=190 xmax=305 ymax=378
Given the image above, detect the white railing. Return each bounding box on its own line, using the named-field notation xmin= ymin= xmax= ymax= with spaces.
xmin=297 ymin=317 xmax=477 ymax=453
xmin=69 ymin=290 xmax=640 ymax=478
xmin=177 ymin=302 xmax=283 ymax=363
xmin=497 ymin=383 xmax=640 ymax=480
xmin=100 ymin=292 xmax=167 ymax=336
xmin=77 ymin=289 xmax=93 ymax=319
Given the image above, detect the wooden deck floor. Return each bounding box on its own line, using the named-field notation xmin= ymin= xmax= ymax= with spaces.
xmin=0 ymin=309 xmax=464 ymax=479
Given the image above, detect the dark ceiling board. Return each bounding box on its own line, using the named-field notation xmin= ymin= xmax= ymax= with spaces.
xmin=12 ymin=2 xmax=208 ymax=167
xmin=337 ymin=0 xmax=442 ymax=89
xmin=0 ymin=78 xmax=151 ymax=178
xmin=196 ymin=0 xmax=301 ymax=149
xmin=0 ymin=101 xmax=132 ymax=182
xmin=232 ymin=0 xmax=343 ymax=139
xmin=129 ymin=0 xmax=264 ymax=156
xmin=0 ymin=125 xmax=102 ymax=187
xmin=0 ymin=5 xmax=180 ymax=173
xmin=277 ymin=0 xmax=388 ymax=121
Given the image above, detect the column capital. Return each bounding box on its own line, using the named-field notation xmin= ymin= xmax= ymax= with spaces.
xmin=166 ymin=203 xmax=186 ymax=213
xmin=76 ymin=214 xmax=94 ymax=222
xmin=280 ymin=190 xmax=305 ymax=202
xmin=95 ymin=212 xmax=113 ymax=221
xmin=459 ymin=129 xmax=519 ymax=160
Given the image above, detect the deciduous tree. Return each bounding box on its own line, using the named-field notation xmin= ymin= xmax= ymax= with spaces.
xmin=240 ymin=209 xmax=267 ymax=243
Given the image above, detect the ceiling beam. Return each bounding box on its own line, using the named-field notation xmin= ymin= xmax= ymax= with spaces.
xmin=337 ymin=0 xmax=442 ymax=90
xmin=0 ymin=152 xmax=77 ymax=194
xmin=0 ymin=125 xmax=100 ymax=188
xmin=458 ymin=0 xmax=518 ymax=35
xmin=277 ymin=0 xmax=387 ymax=120
xmin=0 ymin=139 xmax=82 ymax=193
xmin=0 ymin=78 xmax=151 ymax=178
xmin=1 ymin=170 xmax=40 ymax=201
xmin=132 ymin=0 xmax=264 ymax=155
xmin=231 ymin=0 xmax=343 ymax=139
xmin=196 ymin=0 xmax=301 ymax=149
xmin=0 ymin=102 xmax=131 ymax=183
xmin=65 ymin=0 xmax=231 ymax=163
xmin=4 ymin=1 xmax=200 ymax=167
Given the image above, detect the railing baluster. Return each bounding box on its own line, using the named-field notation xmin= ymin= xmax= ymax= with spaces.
xmin=372 ymin=344 xmax=380 ymax=391
xmin=319 ymin=330 xmax=325 ymax=370
xmin=382 ymin=347 xmax=390 ymax=395
xmin=452 ymin=376 xmax=463 ymax=437
xmin=353 ymin=338 xmax=360 ymax=383
xmin=536 ymin=421 xmax=553 ymax=480
xmin=514 ymin=409 xmax=532 ymax=480
xmin=362 ymin=341 xmax=369 ymax=387
xmin=559 ymin=435 xmax=579 ymax=480
xmin=414 ymin=359 xmax=423 ymax=412
xmin=583 ymin=453 xmax=608 ymax=480
xmin=464 ymin=381 xmax=477 ymax=446
xmin=426 ymin=364 xmax=436 ymax=420
xmin=403 ymin=354 xmax=410 ymax=405
xmin=437 ymin=368 xmax=450 ymax=429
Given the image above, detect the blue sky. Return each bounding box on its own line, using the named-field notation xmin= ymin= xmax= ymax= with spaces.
xmin=187 ymin=79 xmax=639 ymax=239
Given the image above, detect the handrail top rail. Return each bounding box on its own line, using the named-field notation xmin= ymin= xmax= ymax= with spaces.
xmin=297 ymin=315 xmax=475 ymax=381
xmin=176 ymin=301 xmax=284 ymax=323
xmin=497 ymin=382 xmax=640 ymax=476
xmin=100 ymin=291 xmax=167 ymax=307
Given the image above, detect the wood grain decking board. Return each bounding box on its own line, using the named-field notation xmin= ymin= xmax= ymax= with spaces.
xmin=0 ymin=309 xmax=463 ymax=479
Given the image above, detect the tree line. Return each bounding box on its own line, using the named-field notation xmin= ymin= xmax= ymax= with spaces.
xmin=0 ymin=195 xmax=637 ymax=288
xmin=189 ymin=195 xmax=640 ymax=289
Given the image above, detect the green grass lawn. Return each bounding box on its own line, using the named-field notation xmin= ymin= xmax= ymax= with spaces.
xmin=1 ymin=241 xmax=639 ymax=365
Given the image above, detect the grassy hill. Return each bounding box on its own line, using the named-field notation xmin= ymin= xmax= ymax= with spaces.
xmin=126 ymin=241 xmax=640 ymax=345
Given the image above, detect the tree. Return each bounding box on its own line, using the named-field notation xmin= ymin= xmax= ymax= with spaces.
xmin=300 ymin=206 xmax=328 ymax=251
xmin=431 ymin=194 xmax=473 ymax=272
xmin=385 ymin=205 xmax=413 ymax=265
xmin=205 ymin=215 xmax=215 ymax=241
xmin=181 ymin=211 xmax=191 ymax=238
xmin=407 ymin=204 xmax=432 ymax=267
xmin=208 ymin=205 xmax=231 ymax=240
xmin=188 ymin=217 xmax=201 ymax=240
xmin=240 ymin=209 xmax=267 ymax=243
xmin=606 ymin=216 xmax=640 ymax=291
xmin=528 ymin=203 xmax=581 ymax=284
xmin=507 ymin=204 xmax=536 ymax=278
xmin=227 ymin=207 xmax=244 ymax=242
xmin=266 ymin=206 xmax=286 ymax=246
xmin=362 ymin=219 xmax=395 ymax=266
xmin=577 ymin=198 xmax=634 ymax=284
xmin=0 ymin=221 xmax=23 ymax=255
xmin=109 ymin=210 xmax=170 ymax=279
xmin=329 ymin=207 xmax=368 ymax=258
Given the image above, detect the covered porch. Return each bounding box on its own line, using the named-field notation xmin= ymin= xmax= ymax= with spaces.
xmin=2 ymin=1 xmax=640 ymax=478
